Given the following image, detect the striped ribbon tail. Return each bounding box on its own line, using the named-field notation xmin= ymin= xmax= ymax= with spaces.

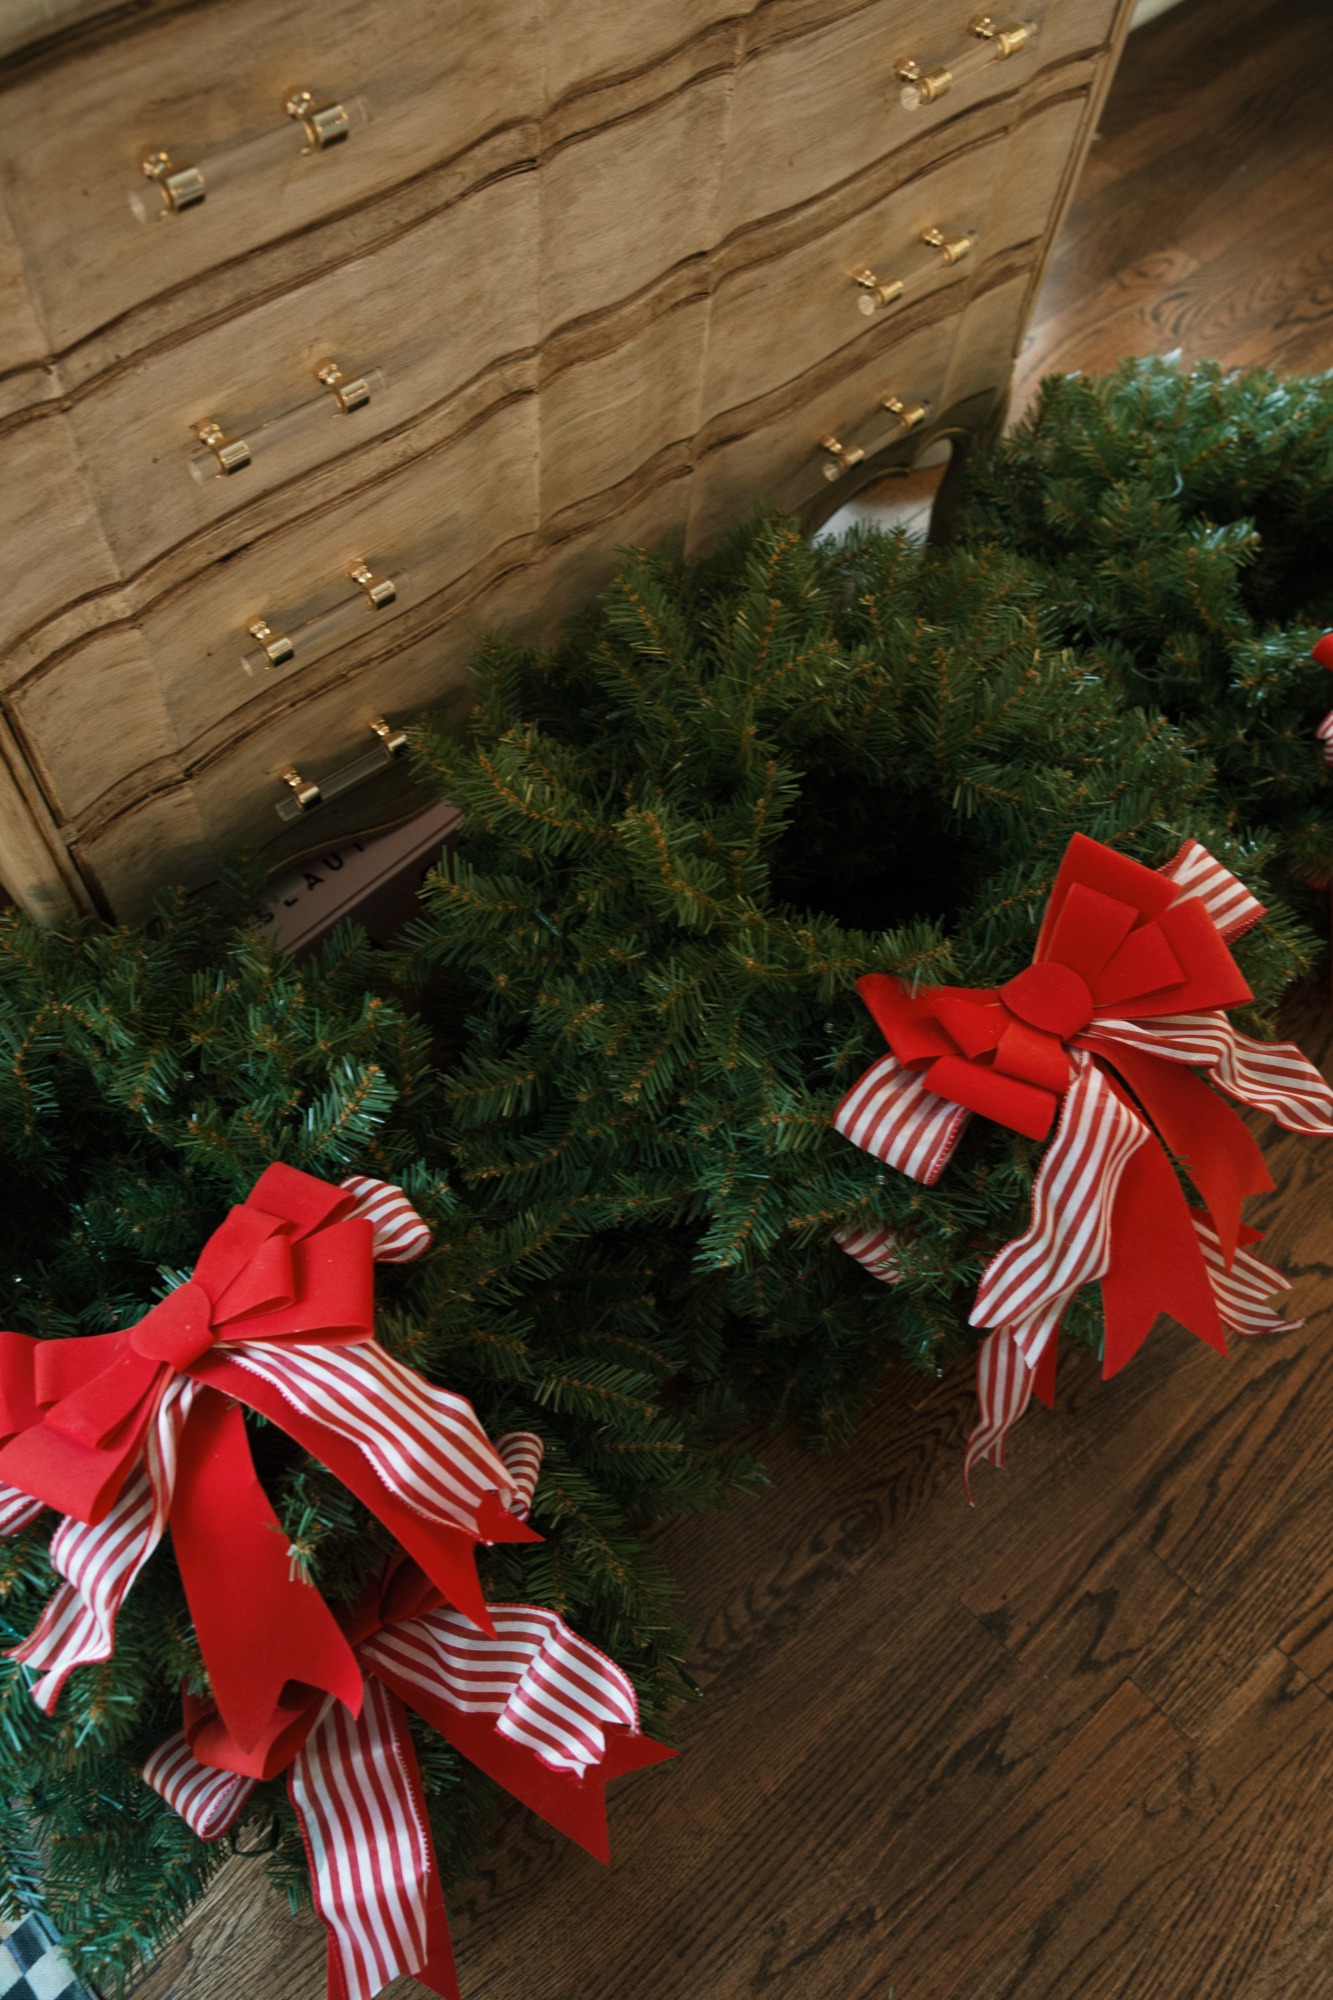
xmin=361 ymin=1604 xmax=639 ymax=1778
xmin=835 ymin=1224 xmax=903 ymax=1286
xmin=1087 ymin=1011 xmax=1333 ymax=1136
xmin=233 ymin=1341 xmax=516 ymax=1532
xmin=1191 ymin=1214 xmax=1303 ymax=1337
xmin=339 ymin=1177 xmax=434 ymax=1265
xmin=143 ymin=1729 xmax=255 ymax=1839
xmin=970 ymin=1055 xmax=1150 ymax=1371
xmin=963 ymin=1330 xmax=1035 ymax=1499
xmin=1160 ymin=838 xmax=1267 ymax=941
xmin=1317 ymin=713 xmax=1333 ymax=767
xmin=494 ymin=1433 xmax=544 ymax=1521
xmin=10 ymin=1379 xmax=195 ymax=1712
xmin=832 ymin=1049 xmax=972 ymax=1185
xmin=0 ymin=1485 xmax=44 ymax=1537
xmin=290 ymin=1678 xmax=456 ymax=2000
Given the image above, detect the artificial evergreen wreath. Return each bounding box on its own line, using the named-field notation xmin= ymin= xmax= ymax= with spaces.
xmin=0 ymin=895 xmax=751 ymax=1992
xmin=401 ymin=517 xmax=1318 ymax=1447
xmin=953 ymin=357 xmax=1333 ymax=916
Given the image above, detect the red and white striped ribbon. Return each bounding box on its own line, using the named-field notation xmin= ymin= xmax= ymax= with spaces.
xmin=142 ymin=1728 xmax=254 ymax=1838
xmin=0 ymin=1485 xmax=44 ymax=1537
xmin=145 ymin=1589 xmax=645 ymax=2000
xmin=835 ymin=1224 xmax=903 ymax=1286
xmin=962 ymin=1329 xmax=1035 ymax=1496
xmin=4 ymin=1180 xmax=511 ymax=1708
xmin=1160 ymin=837 xmax=1266 ymax=941
xmin=292 ymin=1678 xmax=433 ymax=2000
xmin=1191 ymin=1214 xmax=1303 ymax=1337
xmin=11 ymin=1378 xmax=195 ymax=1712
xmin=340 ymin=1176 xmax=434 ymax=1264
xmin=969 ymin=1054 xmax=1149 ymax=1370
xmin=1317 ymin=713 xmax=1333 ymax=767
xmin=361 ymin=1604 xmax=639 ymax=1779
xmin=831 ymin=1050 xmax=971 ymax=1186
xmin=1084 ymin=1010 xmax=1333 ymax=1135
xmin=232 ymin=1340 xmax=516 ymax=1533
xmin=494 ymin=1433 xmax=544 ymax=1521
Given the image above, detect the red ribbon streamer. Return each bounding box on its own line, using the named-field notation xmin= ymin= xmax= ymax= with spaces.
xmin=144 ymin=1555 xmax=674 ymax=2000
xmin=0 ymin=1168 xmax=536 ymax=1750
xmin=832 ymin=835 xmax=1333 ymax=1478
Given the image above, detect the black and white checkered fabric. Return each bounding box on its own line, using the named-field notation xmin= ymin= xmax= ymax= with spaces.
xmin=0 ymin=1914 xmax=98 ymax=2000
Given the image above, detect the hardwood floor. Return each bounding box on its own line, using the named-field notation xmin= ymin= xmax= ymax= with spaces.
xmin=130 ymin=1 xmax=1333 ymax=1994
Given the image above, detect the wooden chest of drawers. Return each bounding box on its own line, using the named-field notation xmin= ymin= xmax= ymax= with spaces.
xmin=0 ymin=0 xmax=1134 ymax=922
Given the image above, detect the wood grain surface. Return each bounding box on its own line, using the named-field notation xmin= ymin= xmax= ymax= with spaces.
xmin=0 ymin=0 xmax=1127 ymax=920
xmin=129 ymin=1 xmax=1333 ymax=1995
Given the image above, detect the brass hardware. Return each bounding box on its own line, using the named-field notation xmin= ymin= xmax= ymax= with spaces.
xmin=971 ymin=14 xmax=1031 ymax=57
xmin=852 ymin=266 xmax=906 ymax=316
xmin=194 ymin=418 xmax=252 ymax=476
xmin=316 ymin=359 xmax=372 ymax=413
xmin=140 ymin=147 xmax=206 ymax=212
xmin=280 ymin=765 xmax=323 ymax=811
xmin=819 ymin=434 xmax=866 ymax=482
xmin=882 ymin=395 xmax=928 ymax=432
xmin=350 ymin=560 xmax=397 ymax=609
xmin=920 ymin=225 xmax=974 ymax=266
xmin=852 ymin=226 xmax=971 ymax=317
xmin=248 ymin=617 xmax=295 ymax=668
xmin=893 ymin=58 xmax=953 ymax=106
xmin=369 ymin=715 xmax=408 ymax=759
xmin=896 ymin=15 xmax=1033 ymax=108
xmin=286 ymin=88 xmax=351 ymax=150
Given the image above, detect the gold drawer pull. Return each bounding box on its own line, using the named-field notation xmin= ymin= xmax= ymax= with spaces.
xmin=853 ymin=224 xmax=976 ymax=317
xmin=895 ymin=14 xmax=1037 ymax=111
xmin=191 ymin=358 xmax=385 ymax=484
xmin=275 ymin=717 xmax=410 ymax=823
xmin=242 ymin=560 xmax=408 ymax=676
xmin=882 ymin=395 xmax=929 ymax=433
xmin=820 ymin=434 xmax=867 ymax=482
xmin=280 ymin=766 xmax=323 ymax=813
xmin=132 ymin=87 xmax=368 ymax=223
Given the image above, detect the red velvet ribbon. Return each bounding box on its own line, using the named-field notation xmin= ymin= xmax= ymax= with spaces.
xmin=167 ymin=1558 xmax=675 ymax=2000
xmin=0 ymin=1166 xmax=533 ymax=1751
xmin=855 ymin=833 xmax=1272 ymax=1378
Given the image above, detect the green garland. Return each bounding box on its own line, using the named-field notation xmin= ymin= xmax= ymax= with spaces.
xmin=400 ymin=517 xmax=1315 ymax=1447
xmin=954 ymin=356 xmax=1333 ymax=915
xmin=0 ymin=890 xmax=754 ymax=1992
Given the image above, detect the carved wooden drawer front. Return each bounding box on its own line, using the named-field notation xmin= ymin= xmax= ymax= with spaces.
xmin=0 ymin=0 xmax=544 ymax=354
xmin=720 ymin=0 xmax=1118 ymax=235
xmin=0 ymin=0 xmax=1134 ymax=921
xmin=687 ymin=314 xmax=959 ymax=554
xmin=53 ymin=172 xmax=539 ymax=578
xmin=700 ymin=130 xmax=1007 ymax=424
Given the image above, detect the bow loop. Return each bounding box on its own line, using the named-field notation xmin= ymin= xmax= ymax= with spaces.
xmin=834 ymin=833 xmax=1324 ymax=1485
xmin=129 ymin=1282 xmax=215 ymax=1371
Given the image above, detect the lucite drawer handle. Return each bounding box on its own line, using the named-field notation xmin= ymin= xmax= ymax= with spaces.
xmin=190 ymin=357 xmax=386 ymax=484
xmin=895 ymin=15 xmax=1037 ymax=110
xmin=242 ymin=559 xmax=405 ymax=675
xmin=132 ymin=86 xmax=369 ymax=222
xmin=852 ymin=225 xmax=976 ymax=316
xmin=881 ymin=394 xmax=929 ymax=433
xmin=819 ymin=395 xmax=929 ymax=482
xmin=819 ymin=434 xmax=866 ymax=482
xmin=277 ymin=715 xmax=408 ymax=822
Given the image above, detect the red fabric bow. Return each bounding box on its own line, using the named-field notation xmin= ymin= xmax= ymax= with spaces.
xmin=145 ymin=1555 xmax=674 ymax=2000
xmin=0 ymin=1166 xmax=534 ymax=1751
xmin=833 ymin=835 xmax=1333 ymax=1482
